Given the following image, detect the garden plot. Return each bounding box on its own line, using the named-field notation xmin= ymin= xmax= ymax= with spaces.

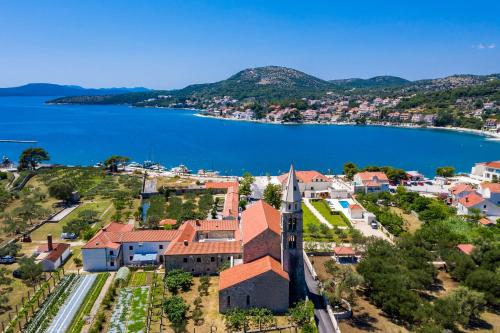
xmin=45 ymin=274 xmax=97 ymax=333
xmin=109 ymin=286 xmax=150 ymax=333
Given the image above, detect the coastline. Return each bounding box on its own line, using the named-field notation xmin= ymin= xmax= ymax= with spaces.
xmin=195 ymin=113 xmax=500 ymax=140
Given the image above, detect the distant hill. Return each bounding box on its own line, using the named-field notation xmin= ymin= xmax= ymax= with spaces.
xmin=50 ymin=66 xmax=338 ymax=104
xmin=48 ymin=66 xmax=500 ymax=106
xmin=0 ymin=83 xmax=150 ymax=97
xmin=330 ymin=76 xmax=411 ymax=89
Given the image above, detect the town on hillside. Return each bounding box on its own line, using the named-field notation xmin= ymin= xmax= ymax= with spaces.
xmin=0 ymin=149 xmax=498 ymax=333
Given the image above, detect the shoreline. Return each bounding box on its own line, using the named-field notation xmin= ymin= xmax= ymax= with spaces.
xmin=195 ymin=113 xmax=500 ymax=140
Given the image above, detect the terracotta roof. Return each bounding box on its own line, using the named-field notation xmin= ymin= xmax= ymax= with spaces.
xmin=457 ymin=244 xmax=475 ymax=255
xmin=223 ymin=186 xmax=239 ymax=218
xmin=480 ymin=182 xmax=500 ymax=193
xmin=333 ymin=246 xmax=355 ymax=256
xmin=165 ymin=241 xmax=241 ymax=256
xmin=349 ymin=204 xmax=363 ymax=211
xmin=355 ymin=172 xmax=389 ymax=183
xmin=479 ymin=217 xmax=493 ymax=226
xmin=458 ymin=192 xmax=484 ymax=208
xmin=82 ymin=228 xmax=180 ymax=249
xmin=219 ymin=256 xmax=289 ymax=290
xmin=205 ymin=181 xmax=239 ymax=189
xmin=484 ymin=161 xmax=500 ymax=169
xmin=241 ymin=200 xmax=281 ymax=244
xmin=186 ymin=219 xmax=239 ymax=232
xmin=450 ymin=183 xmax=474 ymax=195
xmin=103 ymin=222 xmax=134 ymax=233
xmin=278 ymin=170 xmax=329 ymax=184
xmin=38 ymin=243 xmax=70 ymax=262
xmin=159 ymin=219 xmax=177 ymax=226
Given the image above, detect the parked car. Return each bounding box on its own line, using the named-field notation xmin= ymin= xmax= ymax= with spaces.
xmin=61 ymin=232 xmax=77 ymax=240
xmin=370 ymin=221 xmax=378 ymax=229
xmin=0 ymin=256 xmax=15 ymax=264
xmin=12 ymin=269 xmax=22 ymax=279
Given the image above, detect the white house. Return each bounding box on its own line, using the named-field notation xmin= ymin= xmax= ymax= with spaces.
xmin=35 ymin=235 xmax=71 ymax=271
xmin=278 ymin=170 xmax=331 ymax=198
xmin=449 ymin=183 xmax=475 ymax=205
xmin=348 ymin=204 xmax=364 ymax=219
xmin=82 ymin=222 xmax=179 ymax=271
xmin=457 ymin=192 xmax=500 ymax=217
xmin=471 ymin=161 xmax=500 ymax=181
xmin=353 ymin=172 xmax=390 ymax=193
xmin=478 ymin=182 xmax=500 ymax=205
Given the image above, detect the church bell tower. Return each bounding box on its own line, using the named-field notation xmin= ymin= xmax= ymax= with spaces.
xmin=280 ymin=164 xmax=306 ymax=304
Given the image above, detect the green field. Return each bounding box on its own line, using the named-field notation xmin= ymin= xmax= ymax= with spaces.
xmin=310 ymin=200 xmax=348 ymax=227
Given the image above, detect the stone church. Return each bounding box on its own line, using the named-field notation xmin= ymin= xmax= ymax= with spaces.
xmin=219 ymin=165 xmax=306 ymax=313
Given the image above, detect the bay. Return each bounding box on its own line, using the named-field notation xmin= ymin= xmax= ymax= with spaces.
xmin=0 ymin=96 xmax=499 ymax=176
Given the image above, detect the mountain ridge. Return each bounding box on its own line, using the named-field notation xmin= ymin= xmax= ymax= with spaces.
xmin=0 ymin=83 xmax=150 ymax=97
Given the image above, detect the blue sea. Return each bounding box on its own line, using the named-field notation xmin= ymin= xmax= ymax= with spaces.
xmin=0 ymin=96 xmax=499 ymax=176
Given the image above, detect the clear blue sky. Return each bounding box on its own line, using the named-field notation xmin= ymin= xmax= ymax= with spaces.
xmin=1 ymin=0 xmax=499 ymax=89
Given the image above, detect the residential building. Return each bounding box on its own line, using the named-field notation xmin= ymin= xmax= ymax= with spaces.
xmin=471 ymin=161 xmax=500 ymax=181
xmin=348 ymin=204 xmax=364 ymax=219
xmin=449 ymin=183 xmax=475 ymax=204
xmin=353 ymin=172 xmax=390 ymax=193
xmin=35 ymin=235 xmax=71 ymax=271
xmin=277 ymin=170 xmax=331 ymax=198
xmin=478 ymin=182 xmax=500 ymax=205
xmin=456 ymin=192 xmax=500 ymax=216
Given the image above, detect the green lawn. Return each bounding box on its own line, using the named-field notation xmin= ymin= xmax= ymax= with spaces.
xmin=310 ymin=200 xmax=348 ymax=227
xmin=302 ymin=203 xmax=338 ymax=242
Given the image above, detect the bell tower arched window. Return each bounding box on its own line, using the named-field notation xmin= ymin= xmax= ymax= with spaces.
xmin=288 ymin=217 xmax=297 ymax=231
xmin=288 ymin=234 xmax=296 ymax=249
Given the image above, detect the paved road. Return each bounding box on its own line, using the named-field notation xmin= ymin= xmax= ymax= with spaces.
xmin=304 ymin=261 xmax=337 ymax=333
xmin=47 ymin=274 xmax=97 ymax=333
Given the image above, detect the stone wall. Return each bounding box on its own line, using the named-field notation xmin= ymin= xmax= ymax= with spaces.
xmin=164 ymin=252 xmax=241 ymax=275
xmin=243 ymin=230 xmax=281 ymax=263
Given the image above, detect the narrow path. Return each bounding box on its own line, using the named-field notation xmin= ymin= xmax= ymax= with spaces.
xmin=81 ymin=272 xmax=115 ymax=333
xmin=99 ymin=203 xmax=113 ymax=220
xmin=303 ymin=198 xmax=333 ymax=229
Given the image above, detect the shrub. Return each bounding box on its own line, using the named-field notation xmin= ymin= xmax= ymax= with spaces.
xmin=165 ymin=269 xmax=193 ymax=294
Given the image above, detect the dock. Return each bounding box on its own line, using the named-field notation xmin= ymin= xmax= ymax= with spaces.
xmin=0 ymin=139 xmax=38 ymax=143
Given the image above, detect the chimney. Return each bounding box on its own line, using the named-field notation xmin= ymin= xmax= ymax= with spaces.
xmin=466 ymin=197 xmax=469 ymax=203
xmin=183 ymin=240 xmax=188 ymax=246
xmin=47 ymin=234 xmax=53 ymax=251
xmin=195 ymin=220 xmax=200 ymax=227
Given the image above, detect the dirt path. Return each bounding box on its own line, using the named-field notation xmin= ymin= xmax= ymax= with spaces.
xmin=81 ymin=272 xmax=115 ymax=333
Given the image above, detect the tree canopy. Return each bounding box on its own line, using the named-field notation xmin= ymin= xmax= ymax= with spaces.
xmin=18 ymin=148 xmax=49 ymax=170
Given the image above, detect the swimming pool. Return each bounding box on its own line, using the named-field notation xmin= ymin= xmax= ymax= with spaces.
xmin=339 ymin=200 xmax=350 ymax=209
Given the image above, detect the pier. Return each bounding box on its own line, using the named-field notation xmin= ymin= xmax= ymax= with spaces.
xmin=0 ymin=139 xmax=37 ymax=143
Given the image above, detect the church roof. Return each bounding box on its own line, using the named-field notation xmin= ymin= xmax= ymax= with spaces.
xmin=282 ymin=164 xmax=302 ymax=203
xmin=241 ymin=200 xmax=281 ymax=244
xmin=219 ymin=255 xmax=289 ymax=290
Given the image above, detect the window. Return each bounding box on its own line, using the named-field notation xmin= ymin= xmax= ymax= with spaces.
xmin=129 ymin=245 xmax=133 ymax=251
xmin=109 ymin=250 xmax=114 ymax=255
xmin=197 ymin=257 xmax=201 ymax=263
xmin=227 ymin=296 xmax=231 ymax=307
xmin=110 ymin=261 xmax=114 ymax=267
xmin=130 ymin=256 xmax=133 ymax=261
xmin=183 ymin=258 xmax=188 ymax=263
xmin=288 ymin=204 xmax=291 ymax=210
xmin=211 ymin=257 xmax=215 ymax=262
xmin=288 ymin=235 xmax=297 ymax=249
xmin=288 ymin=217 xmax=297 ymax=231
xmin=246 ymin=295 xmax=250 ymax=306
xmin=159 ymin=244 xmax=163 ymax=249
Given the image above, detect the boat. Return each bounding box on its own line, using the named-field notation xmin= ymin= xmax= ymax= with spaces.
xmin=171 ymin=164 xmax=191 ymax=175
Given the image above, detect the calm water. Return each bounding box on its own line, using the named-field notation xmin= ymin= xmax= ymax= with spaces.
xmin=0 ymin=96 xmax=499 ymax=176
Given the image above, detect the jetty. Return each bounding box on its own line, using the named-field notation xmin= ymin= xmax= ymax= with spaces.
xmin=0 ymin=139 xmax=37 ymax=143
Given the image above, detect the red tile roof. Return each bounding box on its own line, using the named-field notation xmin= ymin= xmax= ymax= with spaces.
xmin=450 ymin=183 xmax=474 ymax=195
xmin=458 ymin=192 xmax=484 ymax=208
xmin=104 ymin=222 xmax=134 ymax=233
xmin=219 ymin=256 xmax=289 ymax=290
xmin=223 ymin=186 xmax=239 ymax=219
xmin=457 ymin=244 xmax=475 ymax=255
xmin=278 ymin=170 xmax=329 ymax=184
xmin=479 ymin=217 xmax=493 ymax=226
xmin=241 ymin=200 xmax=281 ymax=244
xmin=159 ymin=219 xmax=177 ymax=226
xmin=37 ymin=243 xmax=70 ymax=262
xmin=186 ymin=219 xmax=239 ymax=232
xmin=349 ymin=204 xmax=363 ymax=211
xmin=205 ymin=181 xmax=239 ymax=189
xmin=480 ymin=182 xmax=500 ymax=193
xmin=484 ymin=161 xmax=500 ymax=169
xmin=165 ymin=241 xmax=241 ymax=256
xmin=333 ymin=246 xmax=355 ymax=256
xmin=355 ymin=172 xmax=389 ymax=184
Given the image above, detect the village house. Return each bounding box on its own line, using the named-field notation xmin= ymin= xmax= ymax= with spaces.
xmin=35 ymin=235 xmax=71 ymax=271
xmin=477 ymin=182 xmax=500 ymax=205
xmin=471 ymin=161 xmax=500 ymax=181
xmin=353 ymin=171 xmax=390 ymax=193
xmin=277 ymin=170 xmax=331 ymax=198
xmin=449 ymin=183 xmax=475 ymax=204
xmin=456 ymin=192 xmax=500 ymax=217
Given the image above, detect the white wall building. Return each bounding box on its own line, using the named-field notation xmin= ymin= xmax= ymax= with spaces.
xmin=278 ymin=170 xmax=331 ymax=198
